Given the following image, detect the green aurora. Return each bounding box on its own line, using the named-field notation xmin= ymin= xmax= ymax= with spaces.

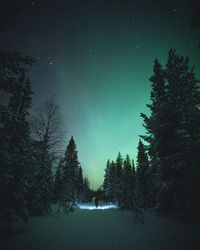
xmin=54 ymin=2 xmax=200 ymax=189
xmin=1 ymin=0 xmax=200 ymax=189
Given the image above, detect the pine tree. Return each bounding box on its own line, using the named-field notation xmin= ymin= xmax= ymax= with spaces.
xmin=103 ymin=160 xmax=117 ymax=202
xmin=76 ymin=166 xmax=84 ymax=202
xmin=123 ymin=154 xmax=132 ymax=186
xmin=141 ymin=49 xmax=200 ymax=220
xmin=132 ymin=159 xmax=136 ymax=186
xmin=162 ymin=49 xmax=200 ymax=219
xmin=140 ymin=57 xmax=169 ymax=209
xmin=136 ymin=139 xmax=150 ymax=208
xmin=62 ymin=136 xmax=80 ymax=205
xmin=103 ymin=159 xmax=111 ymax=199
xmin=103 ymin=153 xmax=124 ymax=205
xmin=115 ymin=152 xmax=123 ymax=204
xmin=140 ymin=58 xmax=167 ymax=166
xmin=121 ymin=154 xmax=135 ymax=209
xmin=0 ymin=51 xmax=34 ymax=231
xmin=53 ymin=137 xmax=89 ymax=208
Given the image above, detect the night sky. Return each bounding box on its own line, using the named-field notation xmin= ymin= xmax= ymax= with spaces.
xmin=0 ymin=0 xmax=199 ymax=189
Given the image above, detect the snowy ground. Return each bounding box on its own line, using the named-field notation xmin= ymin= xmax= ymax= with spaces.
xmin=1 ymin=202 xmax=199 ymax=250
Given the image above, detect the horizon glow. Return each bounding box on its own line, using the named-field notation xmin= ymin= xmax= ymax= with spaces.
xmin=78 ymin=204 xmax=118 ymax=210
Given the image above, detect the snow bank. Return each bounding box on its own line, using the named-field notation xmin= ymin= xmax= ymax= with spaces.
xmin=1 ymin=204 xmax=199 ymax=250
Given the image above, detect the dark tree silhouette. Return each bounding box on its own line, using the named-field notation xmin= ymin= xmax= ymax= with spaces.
xmin=103 ymin=160 xmax=118 ymax=202
xmin=120 ymin=154 xmax=136 ymax=209
xmin=0 ymin=51 xmax=34 ymax=231
xmin=30 ymin=96 xmax=64 ymax=162
xmin=141 ymin=49 xmax=200 ymax=220
xmin=136 ymin=140 xmax=150 ymax=208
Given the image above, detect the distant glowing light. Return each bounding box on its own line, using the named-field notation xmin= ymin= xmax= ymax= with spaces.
xmin=78 ymin=204 xmax=118 ymax=210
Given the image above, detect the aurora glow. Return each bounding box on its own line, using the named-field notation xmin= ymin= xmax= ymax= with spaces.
xmin=0 ymin=0 xmax=200 ymax=189
xmin=55 ymin=0 xmax=200 ymax=189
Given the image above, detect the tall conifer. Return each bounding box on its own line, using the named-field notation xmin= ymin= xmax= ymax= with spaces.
xmin=141 ymin=49 xmax=200 ymax=219
xmin=0 ymin=51 xmax=34 ymax=230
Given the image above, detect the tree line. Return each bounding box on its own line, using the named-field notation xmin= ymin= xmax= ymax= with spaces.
xmin=0 ymin=51 xmax=92 ymax=232
xmin=103 ymin=49 xmax=200 ymax=222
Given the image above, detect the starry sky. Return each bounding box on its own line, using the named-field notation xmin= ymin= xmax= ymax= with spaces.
xmin=0 ymin=0 xmax=200 ymax=189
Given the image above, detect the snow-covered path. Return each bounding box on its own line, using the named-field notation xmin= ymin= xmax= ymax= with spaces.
xmin=1 ymin=203 xmax=199 ymax=250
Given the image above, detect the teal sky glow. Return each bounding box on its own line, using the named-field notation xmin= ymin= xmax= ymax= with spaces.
xmin=55 ymin=1 xmax=200 ymax=189
xmin=1 ymin=0 xmax=199 ymax=189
